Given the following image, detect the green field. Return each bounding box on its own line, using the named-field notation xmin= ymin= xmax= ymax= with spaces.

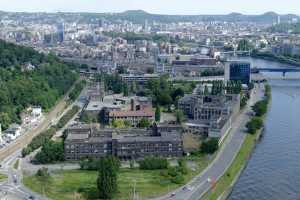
xmin=0 ymin=173 xmax=7 ymax=182
xmin=202 ymin=133 xmax=257 ymax=200
xmin=23 ymin=155 xmax=213 ymax=200
xmin=24 ymin=169 xmax=182 ymax=200
xmin=13 ymin=159 xmax=19 ymax=170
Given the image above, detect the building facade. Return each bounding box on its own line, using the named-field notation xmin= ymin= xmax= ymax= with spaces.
xmin=178 ymin=93 xmax=240 ymax=141
xmin=225 ymin=61 xmax=251 ymax=84
xmin=64 ymin=126 xmax=183 ymax=160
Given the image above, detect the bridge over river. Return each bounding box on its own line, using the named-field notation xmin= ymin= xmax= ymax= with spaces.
xmin=251 ymin=67 xmax=300 ymax=76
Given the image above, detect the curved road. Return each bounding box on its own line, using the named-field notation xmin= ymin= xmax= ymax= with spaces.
xmin=152 ymin=84 xmax=264 ymax=200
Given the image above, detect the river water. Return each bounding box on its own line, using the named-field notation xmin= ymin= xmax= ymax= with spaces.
xmin=229 ymin=58 xmax=300 ymax=200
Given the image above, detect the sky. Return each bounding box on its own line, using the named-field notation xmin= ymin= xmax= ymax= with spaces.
xmin=0 ymin=0 xmax=299 ymax=15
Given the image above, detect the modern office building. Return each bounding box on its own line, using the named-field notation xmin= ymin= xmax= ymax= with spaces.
xmin=64 ymin=125 xmax=183 ymax=160
xmin=225 ymin=61 xmax=251 ymax=84
xmin=57 ymin=22 xmax=65 ymax=43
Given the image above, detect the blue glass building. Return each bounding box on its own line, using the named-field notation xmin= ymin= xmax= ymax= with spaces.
xmin=225 ymin=61 xmax=251 ymax=84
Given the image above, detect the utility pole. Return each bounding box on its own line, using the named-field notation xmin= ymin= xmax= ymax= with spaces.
xmin=133 ymin=179 xmax=137 ymax=200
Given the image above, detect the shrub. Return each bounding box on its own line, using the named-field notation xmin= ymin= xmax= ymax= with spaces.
xmin=36 ymin=167 xmax=50 ymax=177
xmin=80 ymin=158 xmax=100 ymax=171
xmin=138 ymin=157 xmax=169 ymax=170
xmin=201 ymin=138 xmax=219 ymax=154
xmin=246 ymin=117 xmax=263 ymax=134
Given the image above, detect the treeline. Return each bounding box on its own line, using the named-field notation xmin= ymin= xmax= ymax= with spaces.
xmin=201 ymin=69 xmax=224 ymax=77
xmin=138 ymin=157 xmax=169 ymax=170
xmin=246 ymin=84 xmax=271 ymax=134
xmin=208 ymin=80 xmax=242 ymax=95
xmin=69 ymin=80 xmax=86 ymax=101
xmin=0 ymin=40 xmax=78 ymax=130
xmin=22 ymin=106 xmax=80 ymax=158
xmin=267 ymin=23 xmax=300 ymax=34
xmin=144 ymin=76 xmax=186 ymax=108
xmin=102 ymin=31 xmax=169 ymax=43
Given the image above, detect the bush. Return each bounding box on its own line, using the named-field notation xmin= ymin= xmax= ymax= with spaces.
xmin=171 ymin=174 xmax=184 ymax=184
xmin=246 ymin=117 xmax=263 ymax=134
xmin=201 ymin=138 xmax=219 ymax=154
xmin=138 ymin=157 xmax=169 ymax=170
xmin=80 ymin=112 xmax=98 ymax=123
xmin=69 ymin=80 xmax=86 ymax=101
xmin=36 ymin=167 xmax=50 ymax=177
xmin=137 ymin=118 xmax=151 ymax=128
xmin=252 ymin=99 xmax=269 ymax=117
xmin=80 ymin=158 xmax=100 ymax=171
xmin=56 ymin=106 xmax=80 ymax=129
xmin=22 ymin=127 xmax=56 ymax=157
xmin=167 ymin=166 xmax=185 ymax=184
xmin=178 ymin=159 xmax=188 ymax=175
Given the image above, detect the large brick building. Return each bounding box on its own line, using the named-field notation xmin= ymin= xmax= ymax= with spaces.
xmin=64 ymin=125 xmax=183 ymax=160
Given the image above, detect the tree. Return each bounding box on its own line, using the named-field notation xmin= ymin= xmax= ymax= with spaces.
xmin=138 ymin=118 xmax=151 ymax=128
xmin=158 ymin=93 xmax=172 ymax=106
xmin=155 ymin=106 xmax=161 ymax=122
xmin=246 ymin=117 xmax=263 ymax=134
xmin=201 ymin=138 xmax=219 ymax=154
xmin=146 ymin=67 xmax=154 ymax=74
xmin=171 ymin=88 xmax=184 ymax=101
xmin=175 ymin=109 xmax=185 ymax=124
xmin=237 ymin=39 xmax=253 ymax=51
xmin=123 ymin=84 xmax=129 ymax=97
xmin=252 ymin=100 xmax=268 ymax=117
xmin=35 ymin=140 xmax=65 ymax=164
xmin=97 ymin=156 xmax=120 ymax=199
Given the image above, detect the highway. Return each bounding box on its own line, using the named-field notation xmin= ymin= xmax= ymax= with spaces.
xmin=152 ymin=84 xmax=264 ymax=200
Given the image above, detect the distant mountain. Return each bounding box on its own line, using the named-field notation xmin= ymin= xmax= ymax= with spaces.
xmin=94 ymin=10 xmax=300 ymax=24
xmin=0 ymin=10 xmax=299 ymax=24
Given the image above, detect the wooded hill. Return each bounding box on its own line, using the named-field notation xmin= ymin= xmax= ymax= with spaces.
xmin=0 ymin=40 xmax=78 ymax=129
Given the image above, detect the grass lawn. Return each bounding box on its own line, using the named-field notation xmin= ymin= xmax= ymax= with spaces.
xmin=0 ymin=173 xmax=7 ymax=182
xmin=23 ymin=169 xmax=181 ymax=200
xmin=13 ymin=159 xmax=19 ymax=170
xmin=23 ymin=155 xmax=213 ymax=200
xmin=202 ymin=133 xmax=257 ymax=200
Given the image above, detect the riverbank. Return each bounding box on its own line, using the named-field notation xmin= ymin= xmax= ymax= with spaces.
xmin=201 ymin=84 xmax=271 ymax=200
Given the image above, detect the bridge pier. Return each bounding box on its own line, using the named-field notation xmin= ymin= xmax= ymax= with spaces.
xmin=283 ymin=72 xmax=286 ymax=77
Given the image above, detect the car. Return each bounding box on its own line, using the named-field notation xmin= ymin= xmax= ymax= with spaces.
xmin=27 ymin=196 xmax=35 ymax=200
xmin=183 ymin=186 xmax=194 ymax=191
xmin=170 ymin=192 xmax=176 ymax=197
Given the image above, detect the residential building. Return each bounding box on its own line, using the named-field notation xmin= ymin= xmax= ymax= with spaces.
xmin=64 ymin=126 xmax=183 ymax=160
xmin=109 ymin=109 xmax=155 ymax=127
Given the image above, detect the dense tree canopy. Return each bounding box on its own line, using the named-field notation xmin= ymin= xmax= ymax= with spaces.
xmin=0 ymin=40 xmax=78 ymax=129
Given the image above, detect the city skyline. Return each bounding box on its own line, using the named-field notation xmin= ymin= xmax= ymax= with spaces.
xmin=0 ymin=0 xmax=299 ymax=15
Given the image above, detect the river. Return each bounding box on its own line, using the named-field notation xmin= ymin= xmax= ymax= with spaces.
xmin=229 ymin=57 xmax=300 ymax=200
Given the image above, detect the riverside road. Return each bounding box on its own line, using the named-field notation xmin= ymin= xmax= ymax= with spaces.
xmin=153 ymin=84 xmax=264 ymax=200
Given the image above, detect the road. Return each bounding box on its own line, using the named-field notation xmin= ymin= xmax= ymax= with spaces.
xmin=0 ymin=150 xmax=49 ymax=200
xmin=152 ymin=84 xmax=265 ymax=200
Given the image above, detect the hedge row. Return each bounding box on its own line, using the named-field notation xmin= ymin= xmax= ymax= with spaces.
xmin=22 ymin=105 xmax=80 ymax=157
